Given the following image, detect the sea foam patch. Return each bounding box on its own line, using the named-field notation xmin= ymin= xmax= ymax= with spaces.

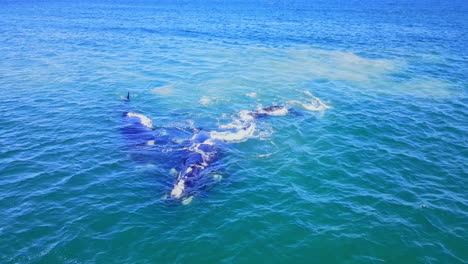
xmin=151 ymin=84 xmax=174 ymax=96
xmin=394 ymin=77 xmax=460 ymax=98
xmin=182 ymin=46 xmax=400 ymax=103
xmin=146 ymin=44 xmax=457 ymax=105
xmin=284 ymin=49 xmax=397 ymax=83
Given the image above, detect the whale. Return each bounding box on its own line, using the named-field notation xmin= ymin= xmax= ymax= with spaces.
xmin=166 ymin=105 xmax=289 ymax=203
xmin=166 ymin=129 xmax=219 ymax=204
xmin=120 ymin=93 xmax=191 ymax=168
xmin=120 ymin=93 xmax=289 ymax=204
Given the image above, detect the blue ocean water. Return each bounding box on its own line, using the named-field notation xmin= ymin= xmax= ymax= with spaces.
xmin=0 ymin=0 xmax=467 ymax=263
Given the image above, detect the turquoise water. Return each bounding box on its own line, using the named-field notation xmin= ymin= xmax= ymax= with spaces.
xmin=1 ymin=0 xmax=467 ymax=263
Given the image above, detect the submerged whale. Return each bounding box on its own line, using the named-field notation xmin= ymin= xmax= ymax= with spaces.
xmin=120 ymin=93 xmax=289 ymax=204
xmin=120 ymin=93 xmax=192 ymax=167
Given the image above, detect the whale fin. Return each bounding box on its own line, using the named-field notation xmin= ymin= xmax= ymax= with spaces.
xmin=121 ymin=92 xmax=130 ymax=101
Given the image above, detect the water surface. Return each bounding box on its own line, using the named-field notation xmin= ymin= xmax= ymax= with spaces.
xmin=0 ymin=0 xmax=467 ymax=263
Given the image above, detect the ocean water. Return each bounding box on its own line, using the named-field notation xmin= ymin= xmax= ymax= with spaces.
xmin=1 ymin=0 xmax=467 ymax=263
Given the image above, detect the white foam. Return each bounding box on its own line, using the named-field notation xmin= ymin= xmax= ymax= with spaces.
xmin=126 ymin=112 xmax=154 ymax=129
xmin=219 ymin=122 xmax=241 ymax=130
xmin=214 ymin=105 xmax=287 ymax=143
xmin=199 ymin=96 xmax=212 ymax=106
xmin=288 ymin=91 xmax=332 ymax=112
xmin=219 ymin=110 xmax=254 ymax=130
xmin=210 ymin=123 xmax=256 ymax=143
xmin=239 ymin=110 xmax=256 ymax=121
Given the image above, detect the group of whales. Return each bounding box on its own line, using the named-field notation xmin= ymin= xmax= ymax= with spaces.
xmin=121 ymin=93 xmax=289 ymax=204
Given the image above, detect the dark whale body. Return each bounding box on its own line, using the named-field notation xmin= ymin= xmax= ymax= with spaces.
xmin=167 ymin=130 xmax=220 ymax=203
xmin=166 ymin=106 xmax=288 ymax=203
xmin=120 ymin=93 xmax=288 ymax=204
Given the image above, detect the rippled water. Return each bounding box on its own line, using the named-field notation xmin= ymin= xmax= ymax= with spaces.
xmin=1 ymin=0 xmax=467 ymax=263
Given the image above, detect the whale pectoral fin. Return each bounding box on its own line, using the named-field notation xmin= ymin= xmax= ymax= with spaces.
xmin=182 ymin=196 xmax=194 ymax=205
xmin=170 ymin=180 xmax=185 ymax=198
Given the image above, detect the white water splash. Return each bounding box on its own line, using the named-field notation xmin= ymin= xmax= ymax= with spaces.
xmin=211 ymin=123 xmax=257 ymax=143
xmin=211 ymin=105 xmax=287 ymax=143
xmin=199 ymin=96 xmax=213 ymax=106
xmin=126 ymin=112 xmax=154 ymax=129
xmin=288 ymin=91 xmax=332 ymax=112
